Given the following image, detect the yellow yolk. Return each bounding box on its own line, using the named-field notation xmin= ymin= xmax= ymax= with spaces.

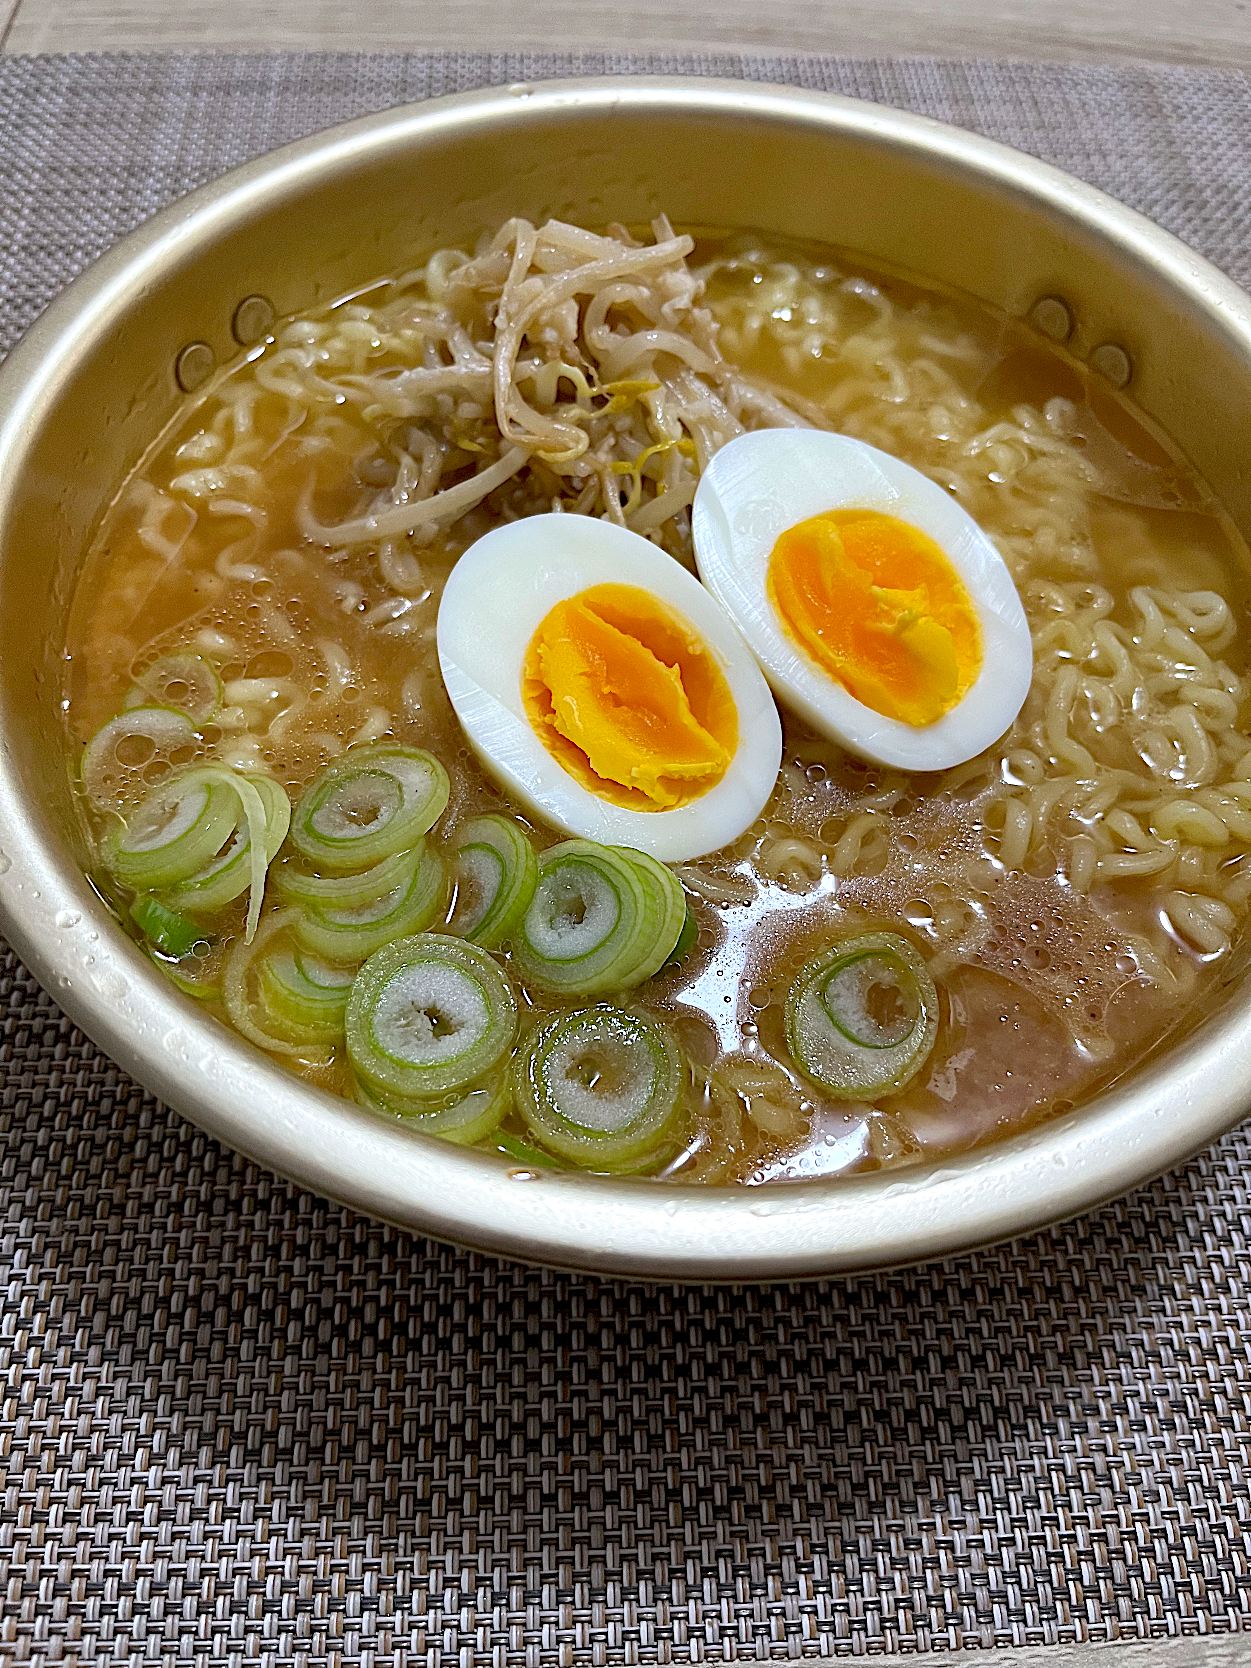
xmin=522 ymin=583 xmax=738 ymax=810
xmin=766 ymin=509 xmax=983 ymax=726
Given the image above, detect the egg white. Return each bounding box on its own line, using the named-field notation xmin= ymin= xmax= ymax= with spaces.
xmin=436 ymin=514 xmax=783 ymax=862
xmin=691 ymin=430 xmax=1033 ymax=771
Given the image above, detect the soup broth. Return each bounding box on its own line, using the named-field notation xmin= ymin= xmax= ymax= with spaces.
xmin=61 ymin=219 xmax=1251 ymax=1184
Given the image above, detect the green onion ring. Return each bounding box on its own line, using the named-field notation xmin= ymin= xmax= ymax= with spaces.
xmin=512 ymin=1004 xmax=684 ymax=1171
xmin=132 ymin=653 xmax=223 ymax=723
xmin=293 ymin=846 xmax=446 ymax=963
xmin=610 ymin=846 xmax=688 ymax=981
xmin=223 ymin=908 xmax=334 ymax=1061
xmin=784 ymin=931 xmax=938 ymax=1099
xmin=161 ymin=774 xmax=291 ymax=926
xmin=661 ymin=904 xmax=698 ymax=970
xmin=512 ymin=841 xmax=663 ymax=997
xmin=81 ymin=706 xmax=199 ymax=807
xmin=257 ymin=947 xmax=354 ymax=1043
xmin=104 ymin=766 xmax=241 ymax=891
xmin=271 ymin=845 xmax=422 ymax=910
xmin=346 ymin=933 xmax=517 ymax=1104
xmin=289 ymin=744 xmax=449 ymax=871
xmin=354 ymin=1072 xmax=510 ymax=1145
xmin=156 ymin=948 xmax=223 ymax=1003
xmin=451 ymin=814 xmax=538 ymax=948
xmin=489 ymin=1130 xmax=563 ymax=1169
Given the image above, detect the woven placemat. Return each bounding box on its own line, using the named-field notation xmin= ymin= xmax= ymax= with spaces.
xmin=4 ymin=51 xmax=1251 ymax=1665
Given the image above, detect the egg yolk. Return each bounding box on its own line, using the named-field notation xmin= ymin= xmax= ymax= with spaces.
xmin=522 ymin=583 xmax=738 ymax=810
xmin=767 ymin=509 xmax=983 ymax=727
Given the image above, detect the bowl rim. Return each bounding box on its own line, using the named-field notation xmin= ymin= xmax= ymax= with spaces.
xmin=3 ymin=73 xmax=1251 ymax=1281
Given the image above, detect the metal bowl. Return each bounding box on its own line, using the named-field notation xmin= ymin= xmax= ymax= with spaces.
xmin=2 ymin=77 xmax=1250 ymax=1280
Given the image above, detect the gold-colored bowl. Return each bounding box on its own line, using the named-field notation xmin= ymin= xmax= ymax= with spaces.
xmin=2 ymin=78 xmax=1250 ymax=1278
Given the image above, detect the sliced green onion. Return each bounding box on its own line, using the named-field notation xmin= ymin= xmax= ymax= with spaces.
xmin=346 ymin=933 xmax=517 ymax=1103
xmin=355 ymin=1072 xmax=510 ymax=1145
xmin=489 ymin=1130 xmax=563 ymax=1169
xmin=662 ymin=904 xmax=698 ymax=970
xmin=257 ymin=947 xmax=354 ymax=1043
xmin=134 ymin=653 xmax=223 ymax=722
xmin=289 ymin=745 xmax=449 ymax=871
xmin=451 ymin=815 xmax=538 ymax=948
xmin=784 ymin=931 xmax=938 ymax=1099
xmin=129 ymin=894 xmax=204 ymax=958
xmin=294 ymin=845 xmax=446 ymax=962
xmin=823 ymin=953 xmax=920 ymax=1047
xmin=298 ymin=947 xmax=355 ymax=987
xmin=512 ymin=1005 xmax=684 ymax=1171
xmin=155 ymin=945 xmax=223 ymax=1003
xmin=232 ymin=773 xmax=274 ymax=943
xmin=271 ymin=845 xmax=422 ymax=910
xmin=512 ymin=841 xmax=664 ymax=997
xmin=223 ymin=907 xmax=333 ymax=1060
xmin=81 ymin=706 xmax=198 ymax=806
xmin=162 ymin=774 xmax=291 ymax=920
xmin=611 ymin=846 xmax=687 ymax=979
xmin=103 ymin=766 xmax=239 ymax=890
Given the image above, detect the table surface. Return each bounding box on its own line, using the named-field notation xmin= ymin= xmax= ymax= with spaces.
xmin=0 ymin=0 xmax=1248 ymax=63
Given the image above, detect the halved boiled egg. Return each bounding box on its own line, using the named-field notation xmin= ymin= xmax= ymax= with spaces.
xmin=437 ymin=514 xmax=782 ymax=861
xmin=692 ymin=430 xmax=1032 ymax=770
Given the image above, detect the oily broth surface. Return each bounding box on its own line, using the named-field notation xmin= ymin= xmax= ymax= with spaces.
xmin=61 ymin=230 xmax=1251 ymax=1184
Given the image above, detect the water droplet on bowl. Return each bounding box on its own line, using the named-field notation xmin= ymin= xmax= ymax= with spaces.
xmin=55 ymin=910 xmax=81 ymax=929
xmin=508 ymin=1168 xmax=541 ymax=1181
xmin=0 ymin=851 xmax=10 ymax=875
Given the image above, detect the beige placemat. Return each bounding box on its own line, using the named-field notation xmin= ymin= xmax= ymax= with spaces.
xmin=3 ymin=51 xmax=1251 ymax=1664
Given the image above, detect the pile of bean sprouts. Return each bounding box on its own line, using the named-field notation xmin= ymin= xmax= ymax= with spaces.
xmin=262 ymin=215 xmax=818 ymax=565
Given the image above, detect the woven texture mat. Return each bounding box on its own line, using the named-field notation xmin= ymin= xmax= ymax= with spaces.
xmin=4 ymin=51 xmax=1251 ymax=1666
